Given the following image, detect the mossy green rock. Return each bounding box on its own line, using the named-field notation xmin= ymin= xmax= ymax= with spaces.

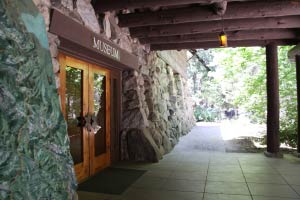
xmin=0 ymin=0 xmax=77 ymax=199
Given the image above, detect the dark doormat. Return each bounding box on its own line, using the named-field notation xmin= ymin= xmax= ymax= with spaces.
xmin=77 ymin=167 xmax=146 ymax=195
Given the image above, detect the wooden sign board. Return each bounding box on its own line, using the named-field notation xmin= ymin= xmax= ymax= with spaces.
xmin=49 ymin=9 xmax=138 ymax=70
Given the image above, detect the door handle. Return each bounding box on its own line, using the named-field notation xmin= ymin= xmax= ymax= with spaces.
xmin=84 ymin=113 xmax=101 ymax=134
xmin=76 ymin=116 xmax=86 ymax=127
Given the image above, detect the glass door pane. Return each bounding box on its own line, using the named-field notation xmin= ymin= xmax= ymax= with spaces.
xmin=93 ymin=73 xmax=106 ymax=156
xmin=65 ymin=66 xmax=84 ymax=165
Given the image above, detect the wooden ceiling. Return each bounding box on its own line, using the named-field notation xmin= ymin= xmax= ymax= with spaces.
xmin=93 ymin=0 xmax=300 ymax=50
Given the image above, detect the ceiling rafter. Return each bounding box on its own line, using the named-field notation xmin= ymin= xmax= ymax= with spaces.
xmin=94 ymin=0 xmax=252 ymax=13
xmin=151 ymin=39 xmax=300 ymax=50
xmin=118 ymin=0 xmax=300 ymax=28
xmin=213 ymin=1 xmax=227 ymax=15
xmin=130 ymin=16 xmax=300 ymax=38
xmin=93 ymin=0 xmax=300 ymax=50
xmin=139 ymin=29 xmax=299 ymax=44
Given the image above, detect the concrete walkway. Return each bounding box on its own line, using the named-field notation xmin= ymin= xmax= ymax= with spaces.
xmin=174 ymin=123 xmax=226 ymax=152
xmin=78 ymin=124 xmax=300 ymax=200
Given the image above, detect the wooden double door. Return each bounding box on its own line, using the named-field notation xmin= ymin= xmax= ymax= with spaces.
xmin=59 ymin=54 xmax=111 ymax=182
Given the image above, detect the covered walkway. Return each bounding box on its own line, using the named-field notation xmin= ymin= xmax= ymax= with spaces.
xmin=78 ymin=124 xmax=300 ymax=200
xmin=2 ymin=1 xmax=300 ymax=199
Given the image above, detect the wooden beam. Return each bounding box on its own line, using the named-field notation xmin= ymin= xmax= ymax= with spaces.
xmin=296 ymin=55 xmax=300 ymax=154
xmin=150 ymin=39 xmax=299 ymax=50
xmin=288 ymin=45 xmax=300 ymax=60
xmin=130 ymin=16 xmax=300 ymax=38
xmin=266 ymin=43 xmax=280 ymax=155
xmin=140 ymin=29 xmax=299 ymax=44
xmin=94 ymin=0 xmax=252 ymax=13
xmin=118 ymin=1 xmax=300 ymax=28
xmin=213 ymin=1 xmax=227 ymax=16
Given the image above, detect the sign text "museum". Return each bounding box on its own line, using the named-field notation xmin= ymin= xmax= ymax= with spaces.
xmin=92 ymin=36 xmax=120 ymax=61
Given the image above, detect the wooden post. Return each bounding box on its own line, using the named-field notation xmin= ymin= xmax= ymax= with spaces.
xmin=296 ymin=55 xmax=300 ymax=154
xmin=265 ymin=43 xmax=281 ymax=157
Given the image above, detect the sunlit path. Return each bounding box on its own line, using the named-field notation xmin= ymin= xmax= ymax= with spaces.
xmin=174 ymin=120 xmax=266 ymax=154
xmin=220 ymin=118 xmax=266 ymax=141
xmin=174 ymin=122 xmax=225 ymax=152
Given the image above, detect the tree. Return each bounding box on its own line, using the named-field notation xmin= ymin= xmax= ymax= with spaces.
xmin=187 ymin=49 xmax=215 ymax=95
xmin=188 ymin=46 xmax=298 ymax=147
xmin=214 ymin=46 xmax=297 ymax=147
xmin=188 ymin=49 xmax=223 ymax=121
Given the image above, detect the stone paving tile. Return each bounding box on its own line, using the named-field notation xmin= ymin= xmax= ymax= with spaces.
xmin=142 ymin=163 xmax=179 ymax=171
xmin=173 ymin=166 xmax=208 ymax=173
xmin=210 ymin=159 xmax=239 ymax=165
xmin=252 ymin=196 xmax=300 ymax=200
xmin=203 ymin=193 xmax=252 ymax=200
xmin=77 ymin=191 xmax=122 ymax=200
xmin=205 ymin=181 xmax=250 ymax=195
xmin=208 ymin=168 xmax=243 ymax=173
xmin=149 ymin=162 xmax=178 ymax=167
xmin=277 ymin=167 xmax=300 ymax=175
xmin=267 ymin=160 xmax=295 ymax=167
xmin=177 ymin=162 xmax=209 ymax=167
xmin=122 ymin=188 xmax=157 ymax=200
xmin=80 ymin=124 xmax=300 ymax=200
xmin=241 ymin=166 xmax=277 ymax=174
xmin=180 ymin=158 xmax=207 ymax=163
xmin=178 ymin=160 xmax=210 ymax=165
xmin=151 ymin=190 xmax=204 ymax=200
xmin=207 ymin=172 xmax=245 ymax=182
xmin=143 ymin=170 xmax=172 ymax=178
xmin=239 ymin=161 xmax=270 ymax=168
xmin=111 ymin=162 xmax=150 ymax=170
xmin=244 ymin=173 xmax=286 ymax=184
xmin=161 ymin=155 xmax=181 ymax=162
xmin=169 ymin=171 xmax=207 ymax=181
xmin=176 ymin=163 xmax=209 ymax=172
xmin=291 ymin=185 xmax=300 ymax=195
xmin=241 ymin=165 xmax=274 ymax=170
xmin=157 ymin=160 xmax=179 ymax=165
xmin=132 ymin=176 xmax=166 ymax=189
xmin=209 ymin=165 xmax=242 ymax=173
xmin=248 ymin=183 xmax=300 ymax=198
xmin=123 ymin=188 xmax=204 ymax=200
xmin=162 ymin=179 xmax=206 ymax=192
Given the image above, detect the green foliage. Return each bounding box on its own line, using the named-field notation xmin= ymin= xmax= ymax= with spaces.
xmin=188 ymin=49 xmax=226 ymax=122
xmin=189 ymin=46 xmax=297 ymax=147
xmin=194 ymin=105 xmax=220 ymax=122
xmin=188 ymin=49 xmax=216 ymax=94
xmin=216 ymin=46 xmax=297 ymax=147
xmin=278 ymin=46 xmax=297 ymax=147
xmin=214 ymin=47 xmax=267 ymax=123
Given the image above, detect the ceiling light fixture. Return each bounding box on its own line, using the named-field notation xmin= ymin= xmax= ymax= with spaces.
xmin=219 ymin=15 xmax=228 ymax=47
xmin=219 ymin=31 xmax=228 ymax=47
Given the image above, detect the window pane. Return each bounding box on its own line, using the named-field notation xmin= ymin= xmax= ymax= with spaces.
xmin=93 ymin=73 xmax=106 ymax=156
xmin=66 ymin=67 xmax=83 ymax=164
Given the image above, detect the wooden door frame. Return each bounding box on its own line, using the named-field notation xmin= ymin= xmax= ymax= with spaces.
xmin=110 ymin=70 xmax=122 ymax=162
xmin=88 ymin=64 xmax=111 ymax=175
xmin=58 ymin=53 xmax=111 ymax=182
xmin=57 ymin=50 xmax=123 ymax=145
xmin=58 ymin=54 xmax=90 ymax=182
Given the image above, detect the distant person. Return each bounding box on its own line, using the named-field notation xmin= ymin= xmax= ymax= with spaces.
xmin=225 ymin=109 xmax=235 ymax=120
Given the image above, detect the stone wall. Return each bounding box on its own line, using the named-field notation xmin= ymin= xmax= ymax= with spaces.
xmin=0 ymin=1 xmax=76 ymax=199
xmin=33 ymin=0 xmax=195 ymax=162
xmin=122 ymin=52 xmax=195 ymax=162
